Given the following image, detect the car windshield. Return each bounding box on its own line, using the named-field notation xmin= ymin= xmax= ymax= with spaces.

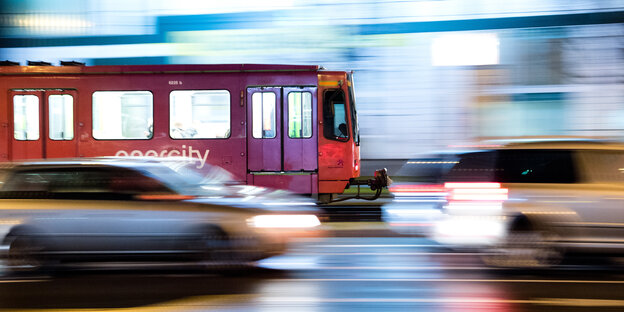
xmin=137 ymin=161 xmax=239 ymax=195
xmin=444 ymin=149 xmax=577 ymax=183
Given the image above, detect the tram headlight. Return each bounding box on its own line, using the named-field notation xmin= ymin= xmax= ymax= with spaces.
xmin=247 ymin=214 xmax=321 ymax=228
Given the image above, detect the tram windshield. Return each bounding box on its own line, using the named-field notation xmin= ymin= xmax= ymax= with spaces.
xmin=348 ymin=73 xmax=360 ymax=145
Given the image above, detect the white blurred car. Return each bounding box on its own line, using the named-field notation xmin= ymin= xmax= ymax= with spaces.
xmin=0 ymin=158 xmax=321 ymax=272
xmin=432 ymin=139 xmax=624 ymax=267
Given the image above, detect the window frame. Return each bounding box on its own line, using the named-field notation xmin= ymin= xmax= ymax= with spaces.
xmin=48 ymin=94 xmax=75 ymax=141
xmin=322 ymin=88 xmax=349 ymax=142
xmin=168 ymin=89 xmax=232 ymax=140
xmin=287 ymin=91 xmax=313 ymax=139
xmin=91 ymin=90 xmax=154 ymax=141
xmin=251 ymin=91 xmax=277 ymax=139
xmin=13 ymin=94 xmax=40 ymax=141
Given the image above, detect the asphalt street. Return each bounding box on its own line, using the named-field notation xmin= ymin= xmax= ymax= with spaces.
xmin=1 ymin=236 xmax=623 ymax=311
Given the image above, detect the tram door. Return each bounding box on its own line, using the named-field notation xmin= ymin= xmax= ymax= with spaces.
xmin=10 ymin=89 xmax=78 ymax=160
xmin=247 ymin=87 xmax=317 ymax=173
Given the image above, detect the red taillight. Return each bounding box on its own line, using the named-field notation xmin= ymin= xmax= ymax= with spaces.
xmin=135 ymin=194 xmax=196 ymax=201
xmin=444 ymin=182 xmax=508 ymax=201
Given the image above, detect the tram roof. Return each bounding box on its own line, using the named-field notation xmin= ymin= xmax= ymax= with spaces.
xmin=0 ymin=63 xmax=321 ymax=75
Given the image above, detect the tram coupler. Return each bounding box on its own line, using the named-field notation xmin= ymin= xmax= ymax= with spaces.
xmin=331 ymin=168 xmax=392 ymax=203
xmin=369 ymin=168 xmax=392 ymax=191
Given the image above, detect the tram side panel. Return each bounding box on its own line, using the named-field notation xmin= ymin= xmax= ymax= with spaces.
xmin=1 ymin=79 xmax=8 ymax=163
xmin=242 ymin=71 xmax=320 ymax=194
xmin=3 ymin=74 xmax=82 ymax=161
xmin=75 ymin=72 xmax=248 ymax=183
xmin=1 ymin=71 xmax=248 ymax=183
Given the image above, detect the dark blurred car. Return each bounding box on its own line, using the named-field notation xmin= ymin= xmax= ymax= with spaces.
xmin=432 ymin=139 xmax=624 ymax=267
xmin=0 ymin=157 xmax=321 ymax=272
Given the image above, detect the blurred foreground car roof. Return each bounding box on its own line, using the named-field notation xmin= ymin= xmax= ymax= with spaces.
xmin=475 ymin=136 xmax=624 ymax=150
xmin=0 ymin=157 xmax=316 ymax=210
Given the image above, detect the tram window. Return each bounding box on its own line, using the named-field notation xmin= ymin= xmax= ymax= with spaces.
xmin=322 ymin=89 xmax=348 ymax=141
xmin=92 ymin=91 xmax=153 ymax=140
xmin=13 ymin=95 xmax=40 ymax=141
xmin=169 ymin=90 xmax=231 ymax=139
xmin=48 ymin=94 xmax=74 ymax=140
xmin=252 ymin=92 xmax=276 ymax=139
xmin=288 ymin=91 xmax=312 ymax=138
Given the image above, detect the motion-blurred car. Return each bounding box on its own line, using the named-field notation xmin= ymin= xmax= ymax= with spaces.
xmin=0 ymin=157 xmax=321 ymax=272
xmin=432 ymin=139 xmax=624 ymax=267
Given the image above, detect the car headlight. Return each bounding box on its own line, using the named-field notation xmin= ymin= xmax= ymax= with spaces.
xmin=0 ymin=218 xmax=23 ymax=225
xmin=247 ymin=214 xmax=321 ymax=228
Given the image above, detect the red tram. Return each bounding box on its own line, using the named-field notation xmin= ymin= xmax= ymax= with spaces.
xmin=0 ymin=63 xmax=387 ymax=202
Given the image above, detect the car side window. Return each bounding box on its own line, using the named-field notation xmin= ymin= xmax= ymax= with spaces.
xmin=2 ymin=171 xmax=54 ymax=192
xmin=495 ymin=150 xmax=577 ymax=183
xmin=1 ymin=167 xmax=173 ymax=196
xmin=579 ymin=150 xmax=624 ymax=183
xmin=446 ymin=149 xmax=577 ymax=183
xmin=108 ymin=169 xmax=173 ymax=194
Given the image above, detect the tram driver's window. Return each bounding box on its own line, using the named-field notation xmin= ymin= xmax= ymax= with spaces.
xmin=169 ymin=90 xmax=231 ymax=139
xmin=323 ymin=89 xmax=348 ymax=141
xmin=92 ymin=91 xmax=153 ymax=140
xmin=49 ymin=94 xmax=74 ymax=140
xmin=13 ymin=94 xmax=40 ymax=141
xmin=252 ymin=92 xmax=276 ymax=139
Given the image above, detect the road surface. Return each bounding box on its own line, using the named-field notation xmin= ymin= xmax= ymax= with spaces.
xmin=0 ymin=237 xmax=623 ymax=311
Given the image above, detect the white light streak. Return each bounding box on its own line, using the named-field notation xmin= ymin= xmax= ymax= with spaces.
xmin=248 ymin=214 xmax=321 ymax=228
xmin=432 ymin=33 xmax=499 ymax=66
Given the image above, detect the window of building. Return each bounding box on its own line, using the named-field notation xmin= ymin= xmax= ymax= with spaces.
xmin=92 ymin=91 xmax=153 ymax=140
xmin=48 ymin=94 xmax=74 ymax=140
xmin=476 ymin=93 xmax=565 ymax=137
xmin=170 ymin=90 xmax=230 ymax=139
xmin=432 ymin=33 xmax=500 ymax=66
xmin=288 ymin=91 xmax=312 ymax=138
xmin=252 ymin=92 xmax=276 ymax=139
xmin=322 ymin=89 xmax=348 ymax=141
xmin=13 ymin=94 xmax=39 ymax=141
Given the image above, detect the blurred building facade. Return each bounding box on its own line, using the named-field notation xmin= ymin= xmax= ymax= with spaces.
xmin=1 ymin=0 xmax=623 ymax=159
